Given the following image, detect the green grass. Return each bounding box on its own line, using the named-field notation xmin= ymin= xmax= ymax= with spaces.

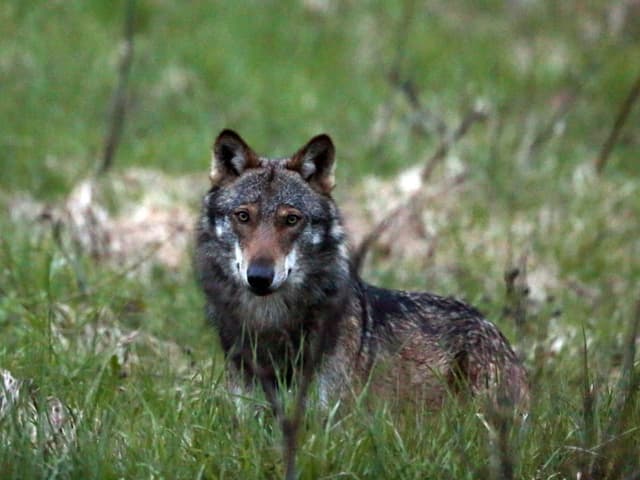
xmin=1 ymin=0 xmax=640 ymax=478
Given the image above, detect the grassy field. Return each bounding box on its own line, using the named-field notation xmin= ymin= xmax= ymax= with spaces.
xmin=1 ymin=1 xmax=640 ymax=478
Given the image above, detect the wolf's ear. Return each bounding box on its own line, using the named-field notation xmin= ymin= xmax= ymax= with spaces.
xmin=210 ymin=129 xmax=261 ymax=184
xmin=287 ymin=134 xmax=335 ymax=194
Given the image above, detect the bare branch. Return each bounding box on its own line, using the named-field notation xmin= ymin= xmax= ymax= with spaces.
xmin=387 ymin=0 xmax=417 ymax=86
xmin=369 ymin=0 xmax=418 ymax=151
xmin=421 ymin=107 xmax=487 ymax=182
xmin=594 ymin=72 xmax=640 ymax=174
xmin=353 ymin=105 xmax=486 ymax=273
xmin=528 ymin=88 xmax=580 ymax=155
xmin=98 ymin=0 xmax=136 ymax=175
xmin=391 ymin=78 xmax=448 ymax=137
xmin=352 ymin=171 xmax=467 ymax=273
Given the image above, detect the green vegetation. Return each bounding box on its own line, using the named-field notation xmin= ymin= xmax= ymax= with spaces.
xmin=1 ymin=1 xmax=639 ymax=478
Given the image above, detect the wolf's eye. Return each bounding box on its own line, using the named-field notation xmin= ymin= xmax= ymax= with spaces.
xmin=285 ymin=214 xmax=301 ymax=226
xmin=235 ymin=211 xmax=250 ymax=223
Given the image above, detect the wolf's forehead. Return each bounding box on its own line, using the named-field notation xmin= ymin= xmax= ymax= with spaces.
xmin=226 ymin=168 xmax=325 ymax=214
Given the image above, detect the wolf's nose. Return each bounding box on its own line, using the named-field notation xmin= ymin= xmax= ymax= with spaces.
xmin=247 ymin=262 xmax=275 ymax=296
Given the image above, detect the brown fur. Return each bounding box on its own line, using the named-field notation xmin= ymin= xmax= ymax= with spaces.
xmin=318 ymin=285 xmax=530 ymax=409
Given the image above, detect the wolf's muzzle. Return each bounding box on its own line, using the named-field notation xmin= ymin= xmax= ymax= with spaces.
xmin=247 ymin=260 xmax=275 ymax=296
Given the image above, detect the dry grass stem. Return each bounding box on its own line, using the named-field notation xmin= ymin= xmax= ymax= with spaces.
xmin=99 ymin=0 xmax=136 ymax=175
xmin=594 ymin=72 xmax=640 ymax=174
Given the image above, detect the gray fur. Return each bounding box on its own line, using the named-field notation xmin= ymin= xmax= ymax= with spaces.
xmin=195 ymin=130 xmax=529 ymax=408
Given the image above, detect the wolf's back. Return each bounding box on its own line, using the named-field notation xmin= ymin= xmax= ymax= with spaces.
xmin=354 ymin=284 xmax=530 ymax=407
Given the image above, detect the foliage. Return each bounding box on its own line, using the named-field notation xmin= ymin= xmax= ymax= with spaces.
xmin=1 ymin=1 xmax=639 ymax=478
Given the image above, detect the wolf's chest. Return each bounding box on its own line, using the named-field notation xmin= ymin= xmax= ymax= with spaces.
xmin=233 ymin=289 xmax=299 ymax=329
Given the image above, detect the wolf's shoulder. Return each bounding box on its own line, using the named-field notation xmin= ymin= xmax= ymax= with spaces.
xmin=363 ymin=283 xmax=482 ymax=318
xmin=360 ymin=281 xmax=489 ymax=337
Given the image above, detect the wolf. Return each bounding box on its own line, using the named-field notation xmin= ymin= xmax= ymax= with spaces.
xmin=195 ymin=129 xmax=529 ymax=408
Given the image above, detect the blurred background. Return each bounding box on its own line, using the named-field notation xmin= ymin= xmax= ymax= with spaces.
xmin=3 ymin=0 xmax=639 ymax=193
xmin=1 ymin=1 xmax=640 ymax=478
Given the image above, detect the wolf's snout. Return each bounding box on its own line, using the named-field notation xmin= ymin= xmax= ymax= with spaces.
xmin=247 ymin=260 xmax=275 ymax=296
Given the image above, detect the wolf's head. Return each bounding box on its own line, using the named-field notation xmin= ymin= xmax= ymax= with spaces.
xmin=196 ymin=130 xmax=349 ymax=306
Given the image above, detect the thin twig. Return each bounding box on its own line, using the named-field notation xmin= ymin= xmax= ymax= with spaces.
xmin=483 ymin=398 xmax=516 ymax=480
xmin=580 ymin=326 xmax=597 ymax=478
xmin=51 ymin=219 xmax=88 ymax=295
xmin=387 ymin=0 xmax=417 ymax=87
xmin=353 ymin=106 xmax=486 ymax=273
xmin=528 ymin=89 xmax=580 ymax=155
xmin=421 ymin=107 xmax=488 ymax=182
xmin=386 ymin=0 xmax=429 ymax=131
xmin=352 ymin=171 xmax=467 ymax=273
xmin=98 ymin=0 xmax=136 ymax=175
xmin=248 ymin=325 xmax=330 ymax=480
xmin=589 ymin=296 xmax=640 ymax=478
xmin=369 ymin=0 xmax=418 ymax=152
xmin=283 ymin=328 xmax=331 ymax=480
xmin=598 ymin=296 xmax=640 ymax=479
xmin=594 ymin=72 xmax=640 ymax=174
xmin=613 ymin=297 xmax=640 ymax=421
xmin=391 ymin=78 xmax=448 ymax=137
